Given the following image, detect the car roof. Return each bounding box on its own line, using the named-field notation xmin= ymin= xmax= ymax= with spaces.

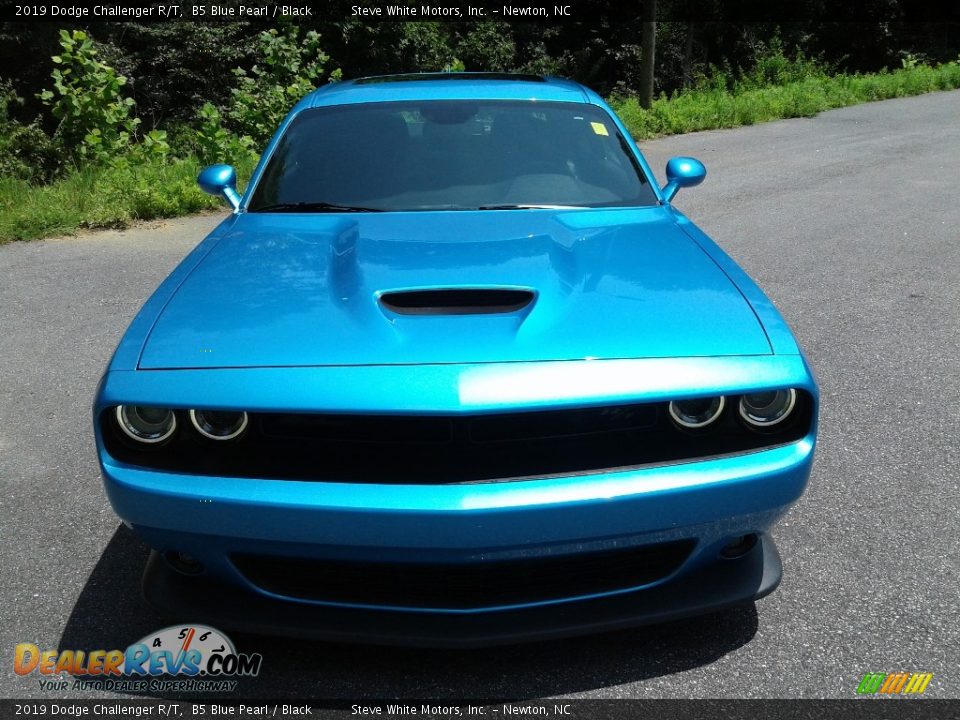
xmin=301 ymin=72 xmax=596 ymax=109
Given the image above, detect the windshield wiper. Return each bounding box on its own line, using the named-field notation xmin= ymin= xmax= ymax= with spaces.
xmin=251 ymin=202 xmax=384 ymax=213
xmin=476 ymin=204 xmax=589 ymax=210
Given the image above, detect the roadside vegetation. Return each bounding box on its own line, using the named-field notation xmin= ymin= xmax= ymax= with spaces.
xmin=0 ymin=27 xmax=329 ymax=242
xmin=1 ymin=24 xmax=959 ymax=243
xmin=611 ymin=51 xmax=960 ymax=137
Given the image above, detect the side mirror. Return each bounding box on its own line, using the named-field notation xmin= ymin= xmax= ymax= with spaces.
xmin=661 ymin=156 xmax=706 ymax=202
xmin=197 ymin=164 xmax=241 ymax=210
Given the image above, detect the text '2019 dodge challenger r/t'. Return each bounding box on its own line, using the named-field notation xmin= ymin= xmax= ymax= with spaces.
xmin=94 ymin=73 xmax=818 ymax=647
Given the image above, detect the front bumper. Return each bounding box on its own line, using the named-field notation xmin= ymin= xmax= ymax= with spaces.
xmin=101 ymin=437 xmax=813 ymax=646
xmin=95 ymin=356 xmax=817 ymax=646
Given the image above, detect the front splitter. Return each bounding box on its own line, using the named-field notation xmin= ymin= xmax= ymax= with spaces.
xmin=141 ymin=535 xmax=782 ymax=648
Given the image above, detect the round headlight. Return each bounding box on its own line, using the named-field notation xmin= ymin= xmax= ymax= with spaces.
xmin=115 ymin=406 xmax=176 ymax=444
xmin=189 ymin=409 xmax=249 ymax=441
xmin=739 ymin=389 xmax=797 ymax=428
xmin=669 ymin=396 xmax=726 ymax=429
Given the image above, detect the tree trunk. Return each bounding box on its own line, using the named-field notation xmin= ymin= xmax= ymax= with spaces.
xmin=638 ymin=0 xmax=657 ymax=109
xmin=682 ymin=22 xmax=695 ymax=88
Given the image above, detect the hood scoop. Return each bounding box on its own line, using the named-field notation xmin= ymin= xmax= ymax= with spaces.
xmin=379 ymin=288 xmax=535 ymax=316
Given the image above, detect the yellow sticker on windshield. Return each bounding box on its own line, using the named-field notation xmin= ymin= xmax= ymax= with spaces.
xmin=590 ymin=122 xmax=609 ymax=136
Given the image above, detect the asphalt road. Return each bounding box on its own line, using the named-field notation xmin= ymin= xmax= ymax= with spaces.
xmin=1 ymin=90 xmax=958 ymax=701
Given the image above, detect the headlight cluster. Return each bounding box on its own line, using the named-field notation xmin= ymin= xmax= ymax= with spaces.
xmin=114 ymin=406 xmax=248 ymax=445
xmin=668 ymin=389 xmax=798 ymax=432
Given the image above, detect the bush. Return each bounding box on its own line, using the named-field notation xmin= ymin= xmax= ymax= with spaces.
xmin=226 ymin=27 xmax=341 ymax=148
xmin=38 ymin=29 xmax=140 ymax=164
xmin=737 ymin=37 xmax=831 ymax=91
xmin=195 ymin=102 xmax=257 ymax=166
xmin=0 ymin=82 xmax=63 ymax=183
xmin=456 ymin=22 xmax=516 ymax=71
xmin=0 ymin=120 xmax=62 ymax=183
xmin=0 ymin=25 xmax=345 ymax=242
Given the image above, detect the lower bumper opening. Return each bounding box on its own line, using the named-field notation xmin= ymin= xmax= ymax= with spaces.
xmin=141 ymin=534 xmax=782 ymax=648
xmin=231 ymin=540 xmax=696 ymax=610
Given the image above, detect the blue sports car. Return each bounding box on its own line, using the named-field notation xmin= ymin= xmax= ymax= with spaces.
xmin=94 ymin=73 xmax=818 ymax=647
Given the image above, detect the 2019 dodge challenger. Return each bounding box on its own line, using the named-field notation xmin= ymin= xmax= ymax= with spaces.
xmin=94 ymin=73 xmax=818 ymax=647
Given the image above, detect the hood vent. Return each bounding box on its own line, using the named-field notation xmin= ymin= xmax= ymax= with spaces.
xmin=379 ymin=288 xmax=534 ymax=316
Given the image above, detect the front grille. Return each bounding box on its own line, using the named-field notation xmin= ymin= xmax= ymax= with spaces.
xmin=100 ymin=394 xmax=812 ymax=483
xmin=232 ymin=540 xmax=695 ymax=609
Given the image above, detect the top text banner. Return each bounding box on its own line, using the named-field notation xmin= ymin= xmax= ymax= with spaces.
xmin=4 ymin=0 xmax=957 ymax=23
xmin=7 ymin=0 xmax=595 ymax=23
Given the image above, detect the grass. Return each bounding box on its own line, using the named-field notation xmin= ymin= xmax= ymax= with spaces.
xmin=0 ymin=154 xmax=256 ymax=243
xmin=1 ymin=59 xmax=959 ymax=243
xmin=610 ymin=59 xmax=960 ymax=140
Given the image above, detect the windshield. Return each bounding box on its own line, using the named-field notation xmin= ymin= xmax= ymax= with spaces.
xmin=248 ymin=100 xmax=658 ymax=212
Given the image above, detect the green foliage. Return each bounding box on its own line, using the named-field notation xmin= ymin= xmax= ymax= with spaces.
xmin=0 ymin=24 xmax=346 ymax=241
xmin=610 ymin=59 xmax=960 ymax=141
xmin=195 ymin=102 xmax=257 ymax=165
xmin=139 ymin=129 xmax=170 ymax=157
xmin=4 ymin=17 xmax=960 ymax=133
xmin=38 ymin=30 xmax=140 ymax=163
xmin=394 ymin=23 xmax=459 ymax=71
xmin=899 ymin=52 xmax=927 ymax=70
xmin=326 ymin=22 xmax=460 ymax=78
xmin=0 ymin=82 xmax=63 ymax=183
xmin=0 ymin=152 xmax=258 ymax=242
xmin=95 ymin=23 xmax=260 ymax=126
xmin=5 ymin=21 xmax=960 ymax=244
xmin=0 ymin=120 xmax=61 ymax=184
xmin=736 ymin=37 xmax=832 ymax=91
xmin=226 ymin=27 xmax=341 ymax=147
xmin=456 ymin=23 xmax=516 ymax=71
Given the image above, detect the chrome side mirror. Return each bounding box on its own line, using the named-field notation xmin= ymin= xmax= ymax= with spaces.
xmin=662 ymin=157 xmax=706 ymax=202
xmin=197 ymin=164 xmax=241 ymax=210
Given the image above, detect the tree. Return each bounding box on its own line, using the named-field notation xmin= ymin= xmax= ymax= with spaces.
xmin=639 ymin=0 xmax=657 ymax=108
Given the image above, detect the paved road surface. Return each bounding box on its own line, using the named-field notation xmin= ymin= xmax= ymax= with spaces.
xmin=1 ymin=90 xmax=958 ymax=699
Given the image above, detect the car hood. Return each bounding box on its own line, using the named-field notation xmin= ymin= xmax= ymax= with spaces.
xmin=139 ymin=208 xmax=770 ymax=369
